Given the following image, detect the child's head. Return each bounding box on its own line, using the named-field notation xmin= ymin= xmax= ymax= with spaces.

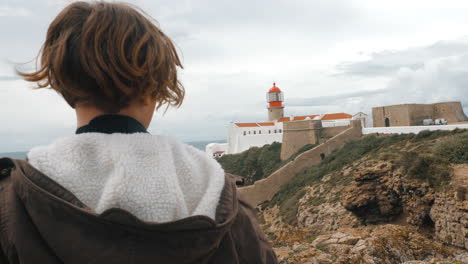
xmin=19 ymin=1 xmax=184 ymax=113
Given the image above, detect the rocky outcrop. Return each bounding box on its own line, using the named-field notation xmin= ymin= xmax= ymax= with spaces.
xmin=341 ymin=161 xmax=435 ymax=226
xmin=259 ymin=159 xmax=468 ymax=263
xmin=297 ymin=184 xmax=360 ymax=231
xmin=430 ymin=193 xmax=468 ymax=250
xmin=268 ymin=224 xmax=460 ymax=264
xmin=258 ymin=129 xmax=468 ymax=263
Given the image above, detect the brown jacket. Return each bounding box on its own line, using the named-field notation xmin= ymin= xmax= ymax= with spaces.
xmin=0 ymin=158 xmax=277 ymax=264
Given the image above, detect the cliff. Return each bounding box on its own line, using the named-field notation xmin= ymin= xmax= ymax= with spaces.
xmin=257 ymin=129 xmax=468 ymax=263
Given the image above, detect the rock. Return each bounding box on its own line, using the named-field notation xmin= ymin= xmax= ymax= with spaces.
xmin=455 ymin=253 xmax=468 ymax=264
xmin=341 ymin=160 xmax=435 ymax=225
xmin=260 ymin=157 xmax=467 ymax=264
xmin=327 ymin=244 xmax=352 ymax=255
xmin=274 ymin=246 xmax=292 ymax=262
xmin=297 ymin=185 xmax=360 ymax=231
xmin=305 ymin=253 xmax=334 ymax=264
xmin=430 ymin=193 xmax=468 ymax=250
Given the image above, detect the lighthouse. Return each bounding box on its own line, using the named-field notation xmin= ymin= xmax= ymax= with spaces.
xmin=267 ymin=82 xmax=284 ymax=121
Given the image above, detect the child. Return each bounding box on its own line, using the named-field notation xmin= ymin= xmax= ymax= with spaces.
xmin=0 ymin=1 xmax=277 ymax=263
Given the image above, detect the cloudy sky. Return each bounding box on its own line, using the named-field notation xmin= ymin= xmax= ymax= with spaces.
xmin=1 ymin=0 xmax=468 ymax=152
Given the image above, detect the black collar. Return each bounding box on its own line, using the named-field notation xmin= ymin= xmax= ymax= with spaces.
xmin=76 ymin=115 xmax=149 ymax=135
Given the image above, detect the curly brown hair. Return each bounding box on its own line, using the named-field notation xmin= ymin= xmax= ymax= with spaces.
xmin=18 ymin=1 xmax=184 ymax=113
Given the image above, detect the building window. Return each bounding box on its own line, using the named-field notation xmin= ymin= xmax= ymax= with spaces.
xmin=279 ymin=129 xmax=282 ymax=133
xmin=269 ymin=130 xmax=271 ymax=134
xmin=248 ymin=131 xmax=251 ymax=134
xmin=243 ymin=131 xmax=246 ymax=136
xmin=259 ymin=130 xmax=262 ymax=134
xmin=254 ymin=131 xmax=256 ymax=134
xmin=274 ymin=130 xmax=277 ymax=133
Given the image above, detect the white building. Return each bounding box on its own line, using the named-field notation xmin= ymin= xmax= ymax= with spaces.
xmin=206 ymin=83 xmax=365 ymax=157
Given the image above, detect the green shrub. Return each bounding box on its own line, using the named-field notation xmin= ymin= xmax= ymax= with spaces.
xmin=434 ymin=132 xmax=468 ymax=163
xmin=218 ymin=142 xmax=320 ymax=185
xmin=217 ymin=142 xmax=282 ymax=185
xmin=412 ymin=129 xmax=465 ymax=142
xmin=401 ymin=153 xmax=452 ymax=188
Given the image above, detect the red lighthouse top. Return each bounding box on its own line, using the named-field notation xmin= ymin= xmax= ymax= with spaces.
xmin=268 ymin=82 xmax=282 ymax=93
xmin=266 ymin=82 xmax=284 ymax=108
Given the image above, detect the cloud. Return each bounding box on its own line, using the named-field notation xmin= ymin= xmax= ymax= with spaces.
xmin=0 ymin=76 xmax=20 ymax=81
xmin=289 ymin=45 xmax=468 ymax=121
xmin=336 ymin=38 xmax=468 ymax=77
xmin=0 ymin=6 xmax=31 ymax=17
xmin=287 ymin=89 xmax=387 ymax=107
xmin=2 ymin=0 xmax=468 ymax=151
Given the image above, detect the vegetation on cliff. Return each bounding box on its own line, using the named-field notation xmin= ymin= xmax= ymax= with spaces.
xmin=268 ymin=129 xmax=467 ymax=226
xmin=217 ymin=142 xmax=317 ymax=185
xmin=254 ymin=129 xmax=468 ymax=263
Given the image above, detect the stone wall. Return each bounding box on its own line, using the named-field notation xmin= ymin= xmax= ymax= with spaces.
xmin=433 ymin=102 xmax=468 ymax=124
xmin=238 ymin=120 xmax=363 ymax=206
xmin=280 ymin=120 xmax=322 ymax=160
xmin=408 ymin=104 xmax=434 ymax=126
xmin=321 ymin=126 xmax=349 ymax=139
xmin=373 ymin=101 xmax=468 ymax=127
xmin=372 ymin=104 xmax=412 ymax=127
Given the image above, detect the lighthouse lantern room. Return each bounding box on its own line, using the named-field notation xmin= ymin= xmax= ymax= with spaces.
xmin=267 ymin=83 xmax=285 ymax=121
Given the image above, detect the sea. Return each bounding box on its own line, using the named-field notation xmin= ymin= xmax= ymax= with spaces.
xmin=0 ymin=140 xmax=226 ymax=159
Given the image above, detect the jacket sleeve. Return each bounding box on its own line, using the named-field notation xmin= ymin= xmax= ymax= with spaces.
xmin=230 ymin=200 xmax=278 ymax=264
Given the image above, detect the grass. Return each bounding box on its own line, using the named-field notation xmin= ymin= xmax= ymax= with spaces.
xmin=399 ymin=152 xmax=452 ymax=188
xmin=434 ymin=131 xmax=468 ymax=163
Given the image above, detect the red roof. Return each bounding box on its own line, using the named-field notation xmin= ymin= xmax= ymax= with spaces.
xmin=235 ymin=123 xmax=259 ymax=127
xmin=268 ymin=82 xmax=281 ymax=93
xmin=258 ymin=122 xmax=275 ymax=126
xmin=321 ymin=113 xmax=352 ymax=120
xmin=213 ymin=151 xmax=225 ymax=154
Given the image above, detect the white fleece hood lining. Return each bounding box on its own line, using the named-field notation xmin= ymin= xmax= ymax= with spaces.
xmin=27 ymin=133 xmax=225 ymax=223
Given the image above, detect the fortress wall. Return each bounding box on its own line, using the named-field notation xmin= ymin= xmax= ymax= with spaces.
xmin=372 ymin=107 xmax=386 ymax=127
xmin=433 ymin=102 xmax=468 ymax=123
xmin=372 ymin=105 xmax=412 ymax=127
xmin=321 ymin=126 xmax=349 ymax=139
xmin=238 ymin=120 xmax=363 ymax=207
xmin=408 ymin=104 xmax=434 ymax=126
xmin=373 ymin=102 xmax=467 ymax=128
xmin=280 ymin=120 xmax=322 ymax=160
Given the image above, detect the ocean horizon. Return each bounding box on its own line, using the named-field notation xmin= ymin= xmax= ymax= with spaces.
xmin=0 ymin=139 xmax=226 ymax=159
